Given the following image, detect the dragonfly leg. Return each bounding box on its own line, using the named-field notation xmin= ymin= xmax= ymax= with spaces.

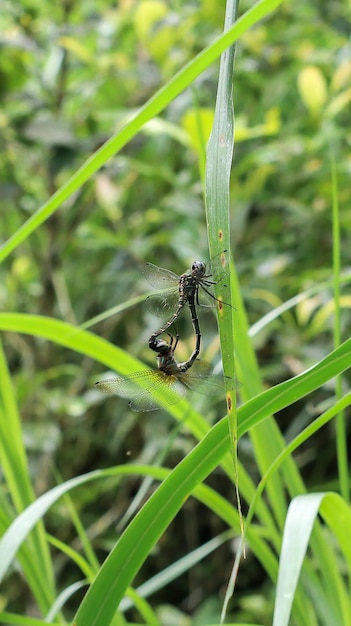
xmin=168 ymin=331 xmax=179 ymax=352
xmin=200 ymin=283 xmax=233 ymax=309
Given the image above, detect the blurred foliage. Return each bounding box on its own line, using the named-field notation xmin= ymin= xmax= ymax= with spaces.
xmin=0 ymin=0 xmax=350 ymax=622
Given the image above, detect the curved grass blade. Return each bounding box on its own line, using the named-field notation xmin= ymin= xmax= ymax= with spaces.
xmin=205 ymin=0 xmax=240 ymax=539
xmin=0 ymin=0 xmax=284 ymax=264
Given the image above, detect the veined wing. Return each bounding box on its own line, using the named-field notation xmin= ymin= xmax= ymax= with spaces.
xmin=95 ymin=370 xmax=185 ymax=412
xmin=95 ymin=371 xmax=158 ymax=397
xmin=129 ymin=382 xmax=185 ymax=411
xmin=142 ymin=262 xmax=180 ymax=290
xmin=196 ymin=268 xmax=234 ymax=311
xmin=145 ymin=286 xmax=228 ymax=318
xmin=143 ymin=261 xmax=233 ymax=313
xmin=177 ymin=360 xmax=230 ymax=396
xmin=145 ymin=289 xmax=181 ymax=318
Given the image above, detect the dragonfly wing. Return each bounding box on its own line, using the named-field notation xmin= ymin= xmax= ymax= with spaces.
xmin=197 ymin=274 xmax=235 ymax=312
xmin=96 ymin=371 xmax=185 ymax=411
xmin=183 ymin=360 xmax=212 ymax=376
xmin=95 ymin=371 xmax=158 ymax=398
xmin=178 ymin=361 xmax=232 ymax=396
xmin=142 ymin=263 xmax=179 ymax=289
xmin=181 ymin=373 xmax=226 ymax=396
xmin=207 ymin=250 xmax=230 ymax=279
xmin=129 ymin=390 xmax=163 ymax=412
xmin=129 ymin=374 xmax=186 ymax=411
xmin=145 ymin=291 xmax=180 ymax=318
xmin=197 ymin=286 xmax=219 ymax=309
xmin=129 ymin=380 xmax=183 ymax=412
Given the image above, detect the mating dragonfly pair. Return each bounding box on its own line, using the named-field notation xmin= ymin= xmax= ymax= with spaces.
xmin=95 ymin=255 xmax=230 ymax=411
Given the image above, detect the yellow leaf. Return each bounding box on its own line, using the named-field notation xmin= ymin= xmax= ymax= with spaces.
xmin=297 ymin=66 xmax=328 ymax=115
xmin=133 ymin=1 xmax=168 ymax=45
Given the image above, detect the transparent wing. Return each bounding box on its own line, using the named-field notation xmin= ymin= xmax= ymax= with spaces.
xmin=207 ymin=250 xmax=230 ymax=281
xmin=95 ymin=370 xmax=185 ymax=412
xmin=95 ymin=371 xmax=157 ymax=397
xmin=143 ymin=260 xmax=233 ymax=313
xmin=195 ymin=286 xmax=233 ymax=313
xmin=196 ymin=266 xmax=234 ymax=310
xmin=196 ymin=286 xmax=220 ymax=310
xmin=177 ymin=361 xmax=233 ymax=396
xmin=142 ymin=262 xmax=180 ymax=290
xmin=129 ymin=380 xmax=185 ymax=411
xmin=145 ymin=288 xmax=222 ymax=319
xmin=144 ymin=282 xmax=223 ymax=318
xmin=202 ymin=251 xmax=235 ymax=311
xmin=145 ymin=290 xmax=181 ymax=318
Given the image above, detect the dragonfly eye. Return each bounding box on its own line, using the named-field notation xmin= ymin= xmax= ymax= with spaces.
xmin=150 ymin=338 xmax=172 ymax=355
xmin=192 ymin=261 xmax=206 ymax=274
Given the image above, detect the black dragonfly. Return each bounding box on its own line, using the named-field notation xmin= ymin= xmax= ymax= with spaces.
xmin=144 ymin=253 xmax=232 ymax=368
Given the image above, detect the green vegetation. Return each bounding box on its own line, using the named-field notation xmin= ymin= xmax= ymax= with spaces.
xmin=0 ymin=0 xmax=350 ymax=625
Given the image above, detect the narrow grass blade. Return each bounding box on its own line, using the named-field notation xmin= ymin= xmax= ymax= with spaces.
xmin=0 ymin=340 xmax=56 ymax=612
xmin=0 ymin=0 xmax=284 ymax=264
xmin=273 ymin=493 xmax=351 ymax=626
xmin=205 ymin=0 xmax=241 ymax=535
xmin=331 ymin=156 xmax=349 ymax=500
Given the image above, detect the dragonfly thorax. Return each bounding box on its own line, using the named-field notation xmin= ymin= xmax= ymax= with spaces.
xmin=157 ymin=352 xmax=180 ymax=375
xmin=178 ymin=260 xmax=207 ymax=297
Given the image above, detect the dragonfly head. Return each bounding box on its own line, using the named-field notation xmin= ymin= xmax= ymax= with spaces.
xmin=191 ymin=260 xmax=206 ymax=276
xmin=149 ymin=337 xmax=173 ymax=356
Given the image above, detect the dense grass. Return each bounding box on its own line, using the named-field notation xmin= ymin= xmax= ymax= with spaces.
xmin=0 ymin=0 xmax=350 ymax=625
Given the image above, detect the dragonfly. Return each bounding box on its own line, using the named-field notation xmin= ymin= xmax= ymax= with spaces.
xmin=95 ymin=336 xmax=227 ymax=412
xmin=144 ymin=253 xmax=232 ymax=369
